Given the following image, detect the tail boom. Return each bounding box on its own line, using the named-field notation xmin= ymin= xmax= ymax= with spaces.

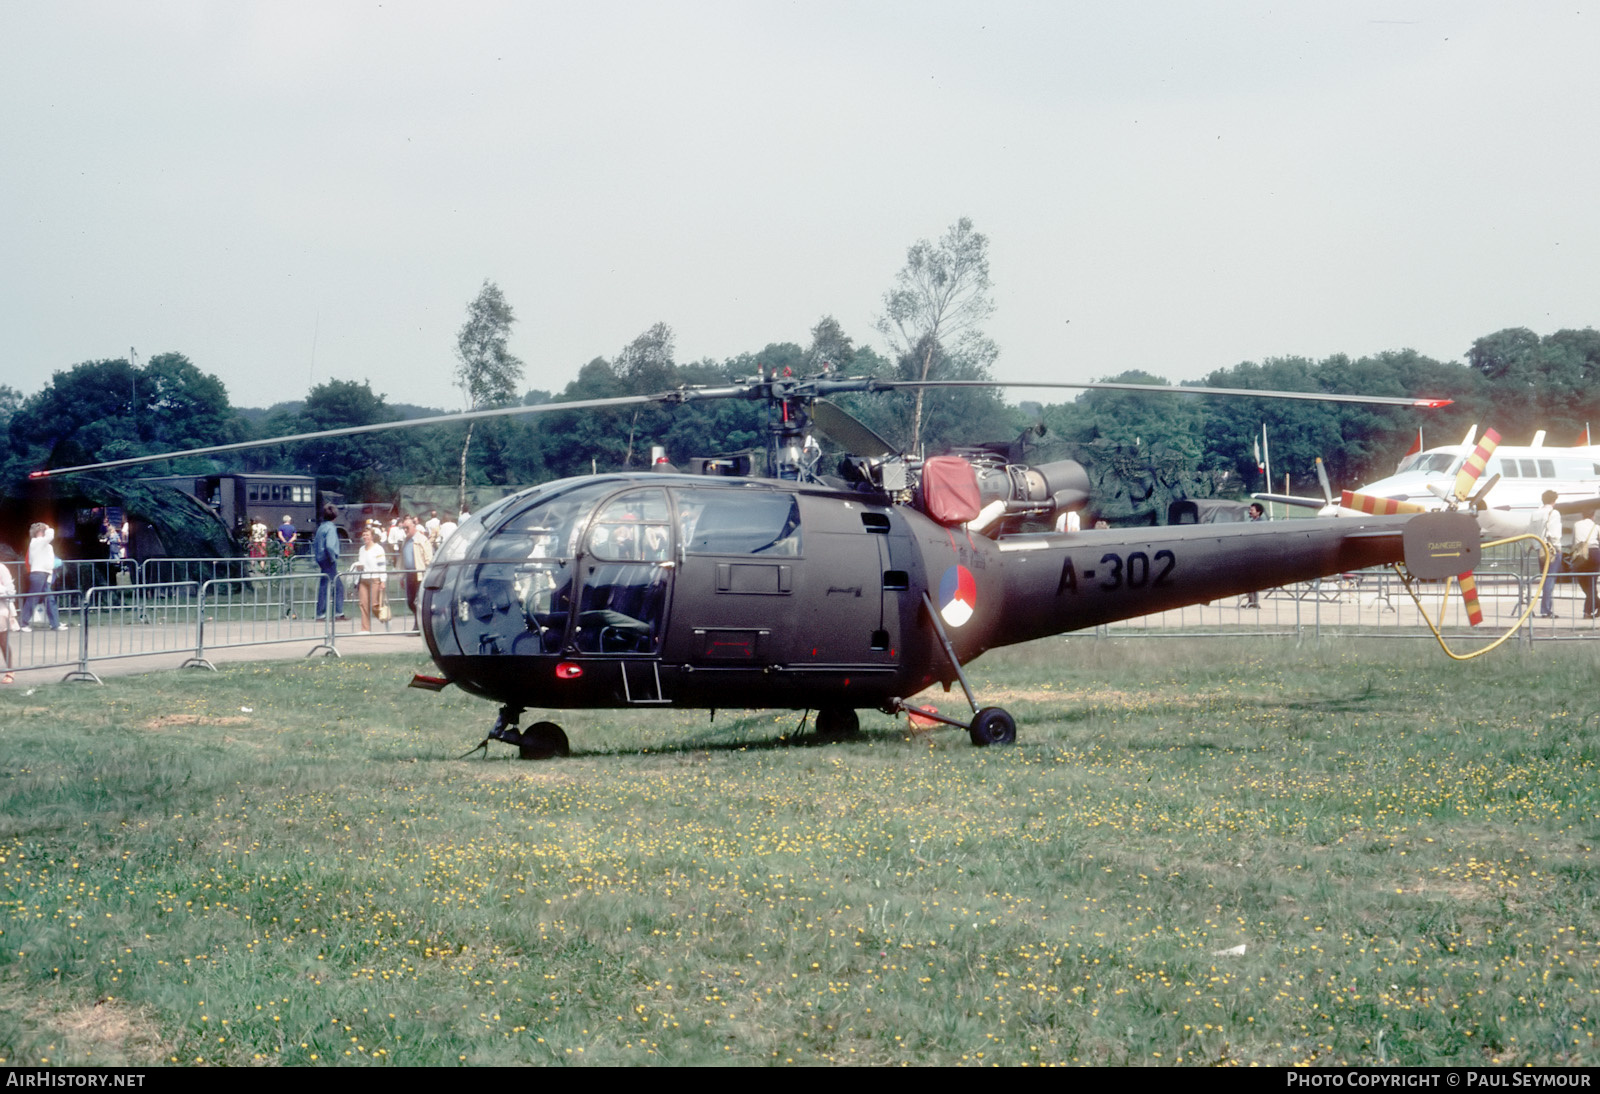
xmin=992 ymin=515 xmax=1412 ymax=647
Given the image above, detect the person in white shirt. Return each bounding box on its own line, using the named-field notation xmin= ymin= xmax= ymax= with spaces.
xmin=22 ymin=523 xmax=65 ymax=631
xmin=1532 ymin=490 xmax=1564 ymax=618
xmin=353 ymin=528 xmax=388 ymax=632
xmin=1572 ymin=507 xmax=1599 ymax=619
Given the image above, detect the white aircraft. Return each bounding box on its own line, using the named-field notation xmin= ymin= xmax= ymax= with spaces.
xmin=1257 ymin=426 xmax=1600 ymax=539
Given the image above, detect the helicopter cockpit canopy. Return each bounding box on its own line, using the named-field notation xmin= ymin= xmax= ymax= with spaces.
xmin=424 ymin=478 xmax=806 ymax=669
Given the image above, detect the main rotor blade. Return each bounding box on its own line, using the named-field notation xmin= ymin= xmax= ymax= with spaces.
xmin=886 ymin=379 xmax=1452 ymax=408
xmin=28 ymin=392 xmax=681 ymax=479
xmin=810 ymin=398 xmax=897 ymax=458
xmin=28 ymin=369 xmax=1449 ymax=481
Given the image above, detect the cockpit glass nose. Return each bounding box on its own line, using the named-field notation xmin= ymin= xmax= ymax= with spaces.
xmin=435 ymin=481 xmax=615 ymax=659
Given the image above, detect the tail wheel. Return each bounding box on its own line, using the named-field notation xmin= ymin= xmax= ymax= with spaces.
xmin=815 ymin=707 xmax=859 ymax=737
xmin=968 ymin=707 xmax=1016 ymax=747
xmin=518 ymin=721 xmax=570 ymax=760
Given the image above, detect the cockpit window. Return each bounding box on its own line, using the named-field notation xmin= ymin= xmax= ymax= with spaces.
xmin=479 ymin=481 xmax=613 ymax=561
xmin=445 ymin=482 xmax=616 ymax=656
xmin=675 ymin=489 xmax=802 ymax=556
xmin=573 ymin=489 xmax=673 ymax=655
xmin=586 ymin=489 xmax=672 ymax=562
xmin=1410 ymin=453 xmax=1458 ymax=474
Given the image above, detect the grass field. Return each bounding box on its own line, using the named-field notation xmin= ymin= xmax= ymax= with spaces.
xmin=2 ymin=637 xmax=1598 ymax=1066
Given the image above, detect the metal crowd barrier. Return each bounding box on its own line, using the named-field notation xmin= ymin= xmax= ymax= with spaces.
xmin=66 ymin=582 xmax=205 ymax=683
xmin=7 ymin=579 xmax=85 ymax=675
xmin=141 ymin=556 xmax=285 ymax=589
xmin=0 ymin=561 xmax=424 ymax=683
xmin=192 ymin=565 xmax=420 ymax=664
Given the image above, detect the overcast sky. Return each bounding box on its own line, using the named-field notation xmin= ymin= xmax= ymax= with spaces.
xmin=3 ymin=1 xmax=1596 ymax=412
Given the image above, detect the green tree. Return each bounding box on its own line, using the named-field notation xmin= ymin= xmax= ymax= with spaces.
xmin=806 ymin=315 xmax=855 ymax=372
xmin=4 ymin=354 xmax=242 ymax=479
xmin=286 ymin=379 xmax=397 ymax=498
xmin=454 ymin=281 xmax=525 ymax=513
xmin=875 ymin=218 xmax=999 ymax=454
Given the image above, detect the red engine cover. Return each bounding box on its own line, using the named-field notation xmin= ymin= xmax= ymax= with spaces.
xmin=921 ymin=456 xmax=983 ymax=525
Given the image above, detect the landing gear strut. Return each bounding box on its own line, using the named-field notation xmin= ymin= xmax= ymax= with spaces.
xmin=472 ymin=706 xmax=570 ymax=761
xmin=891 ymin=592 xmax=1018 ymax=748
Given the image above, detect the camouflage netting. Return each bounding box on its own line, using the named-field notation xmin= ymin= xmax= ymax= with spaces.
xmin=106 ymin=479 xmax=238 ymax=558
xmin=68 ymin=476 xmax=239 ymax=559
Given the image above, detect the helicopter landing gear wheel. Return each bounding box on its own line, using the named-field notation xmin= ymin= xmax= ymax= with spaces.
xmin=518 ymin=721 xmax=570 ymax=761
xmin=968 ymin=707 xmax=1016 ymax=748
xmin=815 ymin=707 xmax=859 ymax=738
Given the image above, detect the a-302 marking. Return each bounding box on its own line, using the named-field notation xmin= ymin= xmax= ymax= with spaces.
xmin=1057 ymin=550 xmax=1175 ymax=595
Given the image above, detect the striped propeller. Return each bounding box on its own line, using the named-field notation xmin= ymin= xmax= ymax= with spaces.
xmin=1341 ymin=428 xmax=1502 ymax=627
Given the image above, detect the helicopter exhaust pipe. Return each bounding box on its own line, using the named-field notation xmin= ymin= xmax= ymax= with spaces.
xmin=1029 ymin=459 xmax=1091 ymax=513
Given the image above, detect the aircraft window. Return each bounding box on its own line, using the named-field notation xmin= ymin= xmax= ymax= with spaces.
xmin=587 ymin=489 xmax=672 ymax=562
xmin=1538 ymin=460 xmax=1555 ymax=478
xmin=574 ymin=562 xmax=668 ymax=654
xmin=1520 ymin=460 xmax=1539 ymax=478
xmin=1499 ymin=460 xmax=1518 ymax=478
xmin=472 ymin=490 xmax=524 ymax=528
xmin=676 ymin=490 xmax=801 ymax=556
xmin=478 ymin=481 xmax=613 ymax=562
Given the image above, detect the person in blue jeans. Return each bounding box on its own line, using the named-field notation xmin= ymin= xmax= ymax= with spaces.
xmin=313 ymin=504 xmax=347 ymax=622
xmin=1534 ymin=490 xmax=1564 ymax=618
xmin=22 ymin=523 xmax=63 ymax=631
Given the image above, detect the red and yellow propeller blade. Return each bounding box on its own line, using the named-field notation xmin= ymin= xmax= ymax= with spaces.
xmin=1456 ymin=572 xmax=1484 ymax=626
xmin=1340 ymin=490 xmax=1429 ymax=515
xmin=1452 ymin=428 xmax=1501 ymax=502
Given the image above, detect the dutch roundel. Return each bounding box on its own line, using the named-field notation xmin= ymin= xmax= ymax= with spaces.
xmin=938 ymin=564 xmax=978 ymax=627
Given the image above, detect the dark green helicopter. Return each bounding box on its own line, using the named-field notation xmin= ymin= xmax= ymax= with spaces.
xmin=35 ymin=373 xmax=1459 ymax=758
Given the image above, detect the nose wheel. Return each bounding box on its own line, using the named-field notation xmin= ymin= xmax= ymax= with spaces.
xmin=517 ymin=721 xmax=570 ymax=760
xmin=477 ymin=707 xmax=570 ymax=761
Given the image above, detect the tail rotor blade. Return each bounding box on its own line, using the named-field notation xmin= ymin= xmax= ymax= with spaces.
xmin=1341 ymin=490 xmax=1430 ymax=515
xmin=1457 ymin=572 xmax=1484 ymax=627
xmin=1452 ymin=428 xmax=1502 ymax=502
xmin=1315 ymin=457 xmax=1333 ymax=506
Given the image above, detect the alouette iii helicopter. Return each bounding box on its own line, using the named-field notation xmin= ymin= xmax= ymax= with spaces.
xmin=35 ymin=371 xmax=1471 ymax=758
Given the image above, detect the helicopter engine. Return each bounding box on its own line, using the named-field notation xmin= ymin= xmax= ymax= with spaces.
xmin=917 ymin=452 xmax=1091 ymax=535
